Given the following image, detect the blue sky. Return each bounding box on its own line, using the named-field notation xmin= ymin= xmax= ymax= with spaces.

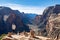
xmin=0 ymin=0 xmax=60 ymax=14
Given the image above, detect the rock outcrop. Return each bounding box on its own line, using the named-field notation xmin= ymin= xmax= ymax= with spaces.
xmin=0 ymin=6 xmax=30 ymax=34
xmin=37 ymin=5 xmax=60 ymax=40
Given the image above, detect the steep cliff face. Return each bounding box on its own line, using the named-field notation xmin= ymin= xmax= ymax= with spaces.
xmin=38 ymin=6 xmax=54 ymax=28
xmin=45 ymin=5 xmax=60 ymax=38
xmin=46 ymin=13 xmax=60 ymax=38
xmin=0 ymin=6 xmax=30 ymax=34
xmin=39 ymin=5 xmax=60 ymax=39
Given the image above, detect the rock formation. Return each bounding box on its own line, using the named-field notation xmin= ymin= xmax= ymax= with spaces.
xmin=0 ymin=6 xmax=30 ymax=34
xmin=39 ymin=5 xmax=60 ymax=40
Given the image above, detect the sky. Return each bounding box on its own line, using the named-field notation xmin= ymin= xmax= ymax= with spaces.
xmin=0 ymin=0 xmax=60 ymax=15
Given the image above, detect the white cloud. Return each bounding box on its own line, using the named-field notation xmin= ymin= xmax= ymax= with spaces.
xmin=0 ymin=3 xmax=45 ymax=15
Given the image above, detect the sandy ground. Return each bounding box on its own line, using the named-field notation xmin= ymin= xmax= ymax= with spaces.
xmin=2 ymin=35 xmax=51 ymax=40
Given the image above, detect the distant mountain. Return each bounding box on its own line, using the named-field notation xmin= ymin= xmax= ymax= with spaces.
xmin=22 ymin=13 xmax=37 ymax=24
xmin=33 ymin=15 xmax=42 ymax=25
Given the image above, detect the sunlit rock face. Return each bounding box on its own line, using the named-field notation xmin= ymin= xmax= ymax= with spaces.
xmin=46 ymin=13 xmax=60 ymax=38
xmin=38 ymin=5 xmax=60 ymax=39
xmin=45 ymin=5 xmax=60 ymax=38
